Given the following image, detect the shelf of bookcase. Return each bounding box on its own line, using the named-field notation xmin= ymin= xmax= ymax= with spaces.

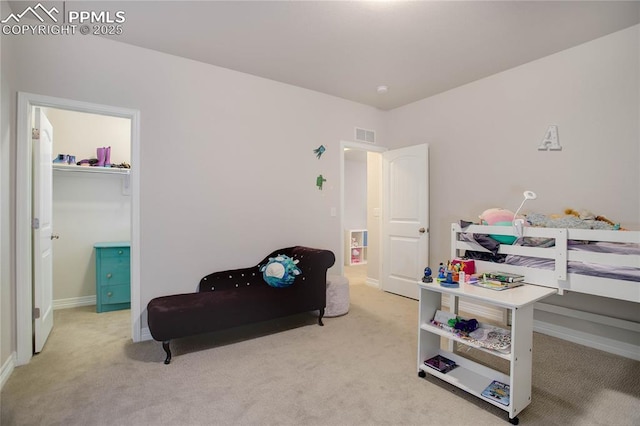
xmin=53 ymin=164 xmax=130 ymax=175
xmin=419 ymin=349 xmax=510 ymax=410
xmin=417 ymin=281 xmax=556 ymax=423
xmin=419 ymin=322 xmax=511 ymax=361
xmin=344 ymin=229 xmax=368 ymax=266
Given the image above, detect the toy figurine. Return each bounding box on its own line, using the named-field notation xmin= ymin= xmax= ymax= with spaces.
xmin=440 ymin=269 xmax=459 ymax=288
xmin=422 ymin=267 xmax=433 ymax=283
xmin=437 ymin=263 xmax=446 ymax=280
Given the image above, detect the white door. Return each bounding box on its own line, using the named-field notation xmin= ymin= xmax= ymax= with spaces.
xmin=381 ymin=144 xmax=429 ymax=300
xmin=33 ymin=107 xmax=54 ymax=353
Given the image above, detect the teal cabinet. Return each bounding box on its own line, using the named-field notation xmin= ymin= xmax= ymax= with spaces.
xmin=95 ymin=242 xmax=130 ymax=313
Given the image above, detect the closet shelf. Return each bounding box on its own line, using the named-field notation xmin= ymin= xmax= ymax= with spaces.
xmin=52 ymin=164 xmax=130 ymax=175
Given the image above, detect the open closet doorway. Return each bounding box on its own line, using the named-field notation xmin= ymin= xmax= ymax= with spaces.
xmin=341 ymin=141 xmax=385 ymax=290
xmin=16 ymin=93 xmax=141 ymax=366
xmin=45 ymin=107 xmax=132 ymax=310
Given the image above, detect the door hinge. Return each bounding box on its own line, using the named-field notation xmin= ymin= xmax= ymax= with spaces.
xmin=32 ymin=128 xmax=40 ymax=139
xmin=34 ymin=307 xmax=41 ymax=319
xmin=32 ymin=218 xmax=40 ymax=229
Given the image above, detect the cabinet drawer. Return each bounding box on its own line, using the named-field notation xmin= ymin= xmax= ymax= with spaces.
xmin=99 ymin=247 xmax=130 ymax=259
xmin=97 ymin=265 xmax=130 ymax=286
xmin=101 ymin=284 xmax=130 ymax=305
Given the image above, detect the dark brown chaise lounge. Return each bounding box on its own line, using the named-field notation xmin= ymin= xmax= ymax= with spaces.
xmin=147 ymin=246 xmax=336 ymax=364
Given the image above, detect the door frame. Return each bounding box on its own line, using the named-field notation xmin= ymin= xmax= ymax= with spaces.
xmin=16 ymin=92 xmax=141 ymax=365
xmin=339 ymin=140 xmax=387 ymax=282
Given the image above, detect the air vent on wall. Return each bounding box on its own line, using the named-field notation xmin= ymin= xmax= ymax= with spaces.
xmin=355 ymin=127 xmax=375 ymax=144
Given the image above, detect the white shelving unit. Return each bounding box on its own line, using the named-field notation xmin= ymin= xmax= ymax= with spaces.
xmin=417 ymin=281 xmax=556 ymax=424
xmin=52 ymin=164 xmax=130 ymax=175
xmin=53 ymin=164 xmax=131 ymax=195
xmin=344 ymin=229 xmax=367 ymax=265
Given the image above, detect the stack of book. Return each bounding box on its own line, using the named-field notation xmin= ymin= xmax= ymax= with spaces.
xmin=481 ymin=380 xmax=510 ymax=406
xmin=472 ymin=271 xmax=524 ymax=291
xmin=423 ymin=354 xmax=458 ymax=374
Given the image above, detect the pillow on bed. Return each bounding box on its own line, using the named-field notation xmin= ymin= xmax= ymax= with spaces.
xmin=259 ymin=254 xmax=301 ymax=288
xmin=479 ymin=208 xmax=518 ymax=244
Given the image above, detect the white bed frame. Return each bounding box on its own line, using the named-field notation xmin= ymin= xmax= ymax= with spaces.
xmin=451 ymin=223 xmax=640 ymax=303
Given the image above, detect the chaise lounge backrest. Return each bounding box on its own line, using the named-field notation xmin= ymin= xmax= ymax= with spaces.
xmin=197 ymin=246 xmax=335 ymax=319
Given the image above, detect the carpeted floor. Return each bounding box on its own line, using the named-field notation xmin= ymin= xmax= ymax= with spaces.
xmin=2 ymin=273 xmax=639 ymax=426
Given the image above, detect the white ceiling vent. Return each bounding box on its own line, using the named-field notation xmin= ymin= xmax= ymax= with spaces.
xmin=355 ymin=127 xmax=376 ymax=144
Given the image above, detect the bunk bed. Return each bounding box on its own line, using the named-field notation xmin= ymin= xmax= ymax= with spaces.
xmin=451 ymin=223 xmax=640 ymax=303
xmin=416 ymin=221 xmax=640 ymax=423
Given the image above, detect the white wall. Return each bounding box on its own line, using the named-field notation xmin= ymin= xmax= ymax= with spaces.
xmin=44 ymin=108 xmax=131 ymax=165
xmin=1 ymin=0 xmax=16 ymax=371
xmin=344 ymin=151 xmax=367 ymax=230
xmin=366 ymin=152 xmax=382 ymax=282
xmin=385 ymin=26 xmax=640 ymax=326
xmin=0 ymin=30 xmax=385 ymax=363
xmin=386 ymin=26 xmax=639 ymax=269
xmin=52 ymin=173 xmax=131 ymax=302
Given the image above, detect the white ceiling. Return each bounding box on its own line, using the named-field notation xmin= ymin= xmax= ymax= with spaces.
xmin=8 ymin=1 xmax=640 ymax=110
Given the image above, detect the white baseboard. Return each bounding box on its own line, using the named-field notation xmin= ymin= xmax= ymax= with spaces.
xmin=365 ymin=277 xmax=379 ymax=289
xmin=533 ymin=319 xmax=640 ymax=361
xmin=535 ymin=302 xmax=640 ymax=332
xmin=53 ymin=295 xmax=96 ymax=310
xmin=1 ymin=352 xmax=16 ymax=390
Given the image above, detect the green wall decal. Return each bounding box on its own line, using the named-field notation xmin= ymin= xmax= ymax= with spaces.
xmin=316 ymin=174 xmax=326 ymax=190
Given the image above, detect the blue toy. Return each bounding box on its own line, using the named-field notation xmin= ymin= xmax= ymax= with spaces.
xmin=437 ymin=263 xmax=446 ymax=280
xmin=422 ymin=267 xmax=433 ymax=283
xmin=440 ymin=270 xmax=459 ymax=288
xmin=259 ymin=254 xmax=301 ymax=288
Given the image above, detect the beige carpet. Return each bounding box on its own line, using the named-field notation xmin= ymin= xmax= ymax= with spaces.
xmin=2 ymin=278 xmax=639 ymax=426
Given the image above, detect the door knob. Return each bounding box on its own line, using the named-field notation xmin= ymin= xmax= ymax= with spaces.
xmin=419 ymin=227 xmax=426 ymax=234
xmin=51 ymin=234 xmax=60 ymax=240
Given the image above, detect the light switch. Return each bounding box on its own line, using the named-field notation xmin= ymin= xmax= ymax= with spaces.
xmin=330 ymin=207 xmax=337 ymax=217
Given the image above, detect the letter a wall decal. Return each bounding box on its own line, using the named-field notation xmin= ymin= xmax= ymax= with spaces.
xmin=538 ymin=125 xmax=562 ymax=151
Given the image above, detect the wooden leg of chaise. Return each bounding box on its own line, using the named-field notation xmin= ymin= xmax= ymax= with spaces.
xmin=318 ymin=308 xmax=325 ymax=326
xmin=162 ymin=340 xmax=172 ymax=364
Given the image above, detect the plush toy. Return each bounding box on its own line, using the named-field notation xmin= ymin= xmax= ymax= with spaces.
xmin=565 ymin=208 xmax=622 ymax=230
xmin=479 ymin=208 xmax=519 ymax=244
xmin=259 ymin=254 xmax=301 ymax=288
xmin=565 ymin=208 xmax=594 ymax=220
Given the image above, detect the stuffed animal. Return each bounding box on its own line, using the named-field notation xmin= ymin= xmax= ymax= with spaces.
xmin=565 ymin=208 xmax=622 ymax=230
xmin=259 ymin=254 xmax=301 ymax=288
xmin=565 ymin=208 xmax=595 ymax=221
xmin=479 ymin=208 xmax=518 ymax=244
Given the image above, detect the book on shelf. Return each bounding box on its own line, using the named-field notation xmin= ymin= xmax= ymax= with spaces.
xmin=482 ymin=271 xmax=525 ymax=283
xmin=470 ymin=278 xmax=523 ymax=291
xmin=423 ymin=354 xmax=458 ymax=374
xmin=481 ymin=380 xmax=510 ymax=406
xmin=464 ymin=325 xmax=511 ymax=354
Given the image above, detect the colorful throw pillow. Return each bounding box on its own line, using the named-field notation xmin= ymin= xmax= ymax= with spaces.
xmin=260 ymin=254 xmax=301 ymax=288
xmin=479 ymin=208 xmax=517 ymax=244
